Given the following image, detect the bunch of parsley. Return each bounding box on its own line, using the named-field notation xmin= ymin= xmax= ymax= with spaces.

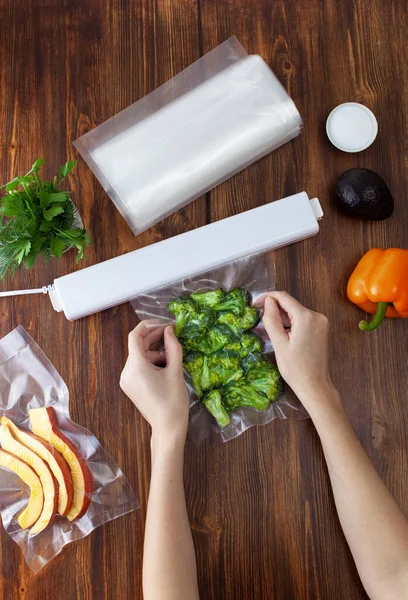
xmin=0 ymin=158 xmax=91 ymax=279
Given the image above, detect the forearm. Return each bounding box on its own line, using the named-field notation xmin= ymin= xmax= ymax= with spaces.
xmin=143 ymin=432 xmax=199 ymax=600
xmin=300 ymin=385 xmax=408 ymax=600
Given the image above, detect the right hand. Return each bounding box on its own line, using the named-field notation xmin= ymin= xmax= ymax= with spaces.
xmin=253 ymin=291 xmax=334 ymax=401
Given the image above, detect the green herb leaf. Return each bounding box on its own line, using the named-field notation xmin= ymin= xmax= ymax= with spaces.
xmin=2 ymin=195 xmax=29 ymax=217
xmin=58 ymin=160 xmax=77 ymax=182
xmin=38 ymin=189 xmax=50 ymax=209
xmin=5 ymin=177 xmax=20 ymax=192
xmin=13 ymin=239 xmax=31 ymax=265
xmin=26 ymin=218 xmax=38 ymax=236
xmin=48 ymin=192 xmax=69 ymax=203
xmin=31 ymin=234 xmax=46 ymax=254
xmin=39 ymin=220 xmax=54 ymax=233
xmin=29 ymin=158 xmax=45 ymax=173
xmin=50 ymin=236 xmax=66 ymax=258
xmin=43 ymin=205 xmax=64 ymax=221
xmin=58 ymin=227 xmax=86 ymax=239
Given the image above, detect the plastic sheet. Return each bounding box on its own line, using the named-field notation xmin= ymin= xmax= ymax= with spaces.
xmin=132 ymin=253 xmax=308 ymax=443
xmin=74 ymin=36 xmax=302 ymax=235
xmin=0 ymin=326 xmax=139 ymax=573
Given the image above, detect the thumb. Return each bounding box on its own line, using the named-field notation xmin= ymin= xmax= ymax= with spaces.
xmin=262 ymin=297 xmax=288 ymax=351
xmin=164 ymin=326 xmax=183 ymax=371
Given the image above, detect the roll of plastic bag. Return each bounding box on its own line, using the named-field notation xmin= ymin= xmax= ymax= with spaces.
xmin=74 ymin=37 xmax=302 ymax=235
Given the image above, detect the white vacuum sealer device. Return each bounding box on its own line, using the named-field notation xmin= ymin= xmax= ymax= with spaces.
xmin=0 ymin=192 xmax=323 ymax=320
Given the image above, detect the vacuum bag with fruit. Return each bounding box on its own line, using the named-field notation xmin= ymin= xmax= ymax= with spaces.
xmin=132 ymin=253 xmax=307 ymax=443
xmin=0 ymin=326 xmax=139 ymax=573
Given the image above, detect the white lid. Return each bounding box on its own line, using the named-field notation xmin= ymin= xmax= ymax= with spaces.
xmin=326 ymin=102 xmax=378 ymax=153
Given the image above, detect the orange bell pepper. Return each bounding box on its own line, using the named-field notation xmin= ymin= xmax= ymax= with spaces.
xmin=347 ymin=248 xmax=408 ymax=331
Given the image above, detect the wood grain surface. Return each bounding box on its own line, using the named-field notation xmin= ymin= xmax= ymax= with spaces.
xmin=0 ymin=1 xmax=407 ymax=598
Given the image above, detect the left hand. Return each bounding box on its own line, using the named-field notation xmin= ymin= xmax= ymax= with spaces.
xmin=120 ymin=322 xmax=189 ymax=440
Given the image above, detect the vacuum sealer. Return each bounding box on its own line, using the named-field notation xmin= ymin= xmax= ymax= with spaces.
xmin=0 ymin=192 xmax=323 ymax=320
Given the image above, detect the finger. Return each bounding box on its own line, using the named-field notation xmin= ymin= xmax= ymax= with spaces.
xmin=262 ymin=297 xmax=288 ymax=349
xmin=147 ymin=350 xmax=166 ymax=365
xmin=127 ymin=321 xmax=167 ymax=356
xmin=143 ymin=324 xmax=167 ymax=351
xmin=254 ymin=291 xmax=307 ymax=321
xmin=279 ymin=308 xmax=291 ymax=329
xmin=127 ymin=321 xmax=151 ymax=357
xmin=163 ymin=326 xmax=183 ymax=371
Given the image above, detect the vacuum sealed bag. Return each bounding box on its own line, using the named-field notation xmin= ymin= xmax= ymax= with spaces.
xmin=74 ymin=36 xmax=302 ymax=235
xmin=132 ymin=253 xmax=307 ymax=443
xmin=0 ymin=326 xmax=139 ymax=573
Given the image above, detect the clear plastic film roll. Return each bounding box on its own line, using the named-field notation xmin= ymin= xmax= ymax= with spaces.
xmin=132 ymin=253 xmax=308 ymax=444
xmin=74 ymin=37 xmax=302 ymax=235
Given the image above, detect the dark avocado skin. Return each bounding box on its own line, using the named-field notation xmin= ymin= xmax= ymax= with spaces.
xmin=335 ymin=168 xmax=394 ymax=220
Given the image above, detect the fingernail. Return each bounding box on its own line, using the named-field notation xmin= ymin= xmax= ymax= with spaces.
xmin=265 ymin=297 xmax=273 ymax=308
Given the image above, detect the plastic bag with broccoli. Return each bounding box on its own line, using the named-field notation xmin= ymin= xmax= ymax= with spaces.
xmin=131 ymin=253 xmax=307 ymax=443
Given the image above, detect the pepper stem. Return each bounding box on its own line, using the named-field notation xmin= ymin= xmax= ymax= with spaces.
xmin=359 ymin=302 xmax=391 ymax=331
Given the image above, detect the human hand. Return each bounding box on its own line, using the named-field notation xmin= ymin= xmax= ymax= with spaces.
xmin=120 ymin=321 xmax=189 ymax=441
xmin=253 ymin=291 xmax=336 ymax=403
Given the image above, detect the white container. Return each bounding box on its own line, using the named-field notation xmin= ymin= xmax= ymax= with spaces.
xmin=74 ymin=37 xmax=302 ymax=235
xmin=326 ymin=102 xmax=378 ymax=153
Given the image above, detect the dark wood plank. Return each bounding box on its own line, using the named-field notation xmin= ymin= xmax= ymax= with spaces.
xmin=0 ymin=1 xmax=407 ymax=599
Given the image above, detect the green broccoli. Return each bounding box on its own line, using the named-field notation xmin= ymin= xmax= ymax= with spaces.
xmin=203 ymin=389 xmax=231 ymax=428
xmin=246 ymin=363 xmax=283 ymax=402
xmin=169 ymin=286 xmax=282 ymax=428
xmin=184 ymin=324 xmax=231 ymax=355
xmin=169 ymin=296 xmax=213 ymax=338
xmin=214 ymin=288 xmax=248 ymax=315
xmin=223 ymin=383 xmax=270 ymax=411
xmin=205 ymin=351 xmax=243 ymax=388
xmin=182 ymin=310 xmax=213 ymax=339
xmin=190 ymin=288 xmax=224 ymax=309
xmin=183 ymin=352 xmax=205 ymax=397
xmin=168 ymin=296 xmax=198 ymax=336
xmin=225 ymin=333 xmax=263 ymax=358
xmin=241 ymin=352 xmax=267 ymax=372
xmin=217 ymin=306 xmax=259 ymax=336
xmin=183 ymin=351 xmax=243 ymax=396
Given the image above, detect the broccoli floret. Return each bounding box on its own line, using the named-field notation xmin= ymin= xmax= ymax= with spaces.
xmin=241 ymin=352 xmax=267 ymax=372
xmin=182 ymin=310 xmax=213 ymax=339
xmin=190 ymin=288 xmax=224 ymax=309
xmin=225 ymin=333 xmax=263 ymax=358
xmin=223 ymin=383 xmax=270 ymax=411
xmin=168 ymin=296 xmax=198 ymax=336
xmin=183 ymin=352 xmax=204 ymax=397
xmin=169 ymin=296 xmax=213 ymax=338
xmin=217 ymin=306 xmax=259 ymax=336
xmin=203 ymin=390 xmax=231 ymax=428
xmin=214 ymin=288 xmax=248 ymax=315
xmin=184 ymin=352 xmax=242 ymax=395
xmin=246 ymin=363 xmax=283 ymax=402
xmin=241 ymin=333 xmax=262 ymax=354
xmin=184 ymin=325 xmax=231 ymax=355
xmin=205 ymin=351 xmax=243 ymax=388
xmin=200 ymin=356 xmax=211 ymax=391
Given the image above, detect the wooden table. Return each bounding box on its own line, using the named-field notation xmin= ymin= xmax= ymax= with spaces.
xmin=0 ymin=1 xmax=407 ymax=598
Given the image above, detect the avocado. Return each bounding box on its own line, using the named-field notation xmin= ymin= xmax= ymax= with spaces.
xmin=335 ymin=168 xmax=394 ymax=220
